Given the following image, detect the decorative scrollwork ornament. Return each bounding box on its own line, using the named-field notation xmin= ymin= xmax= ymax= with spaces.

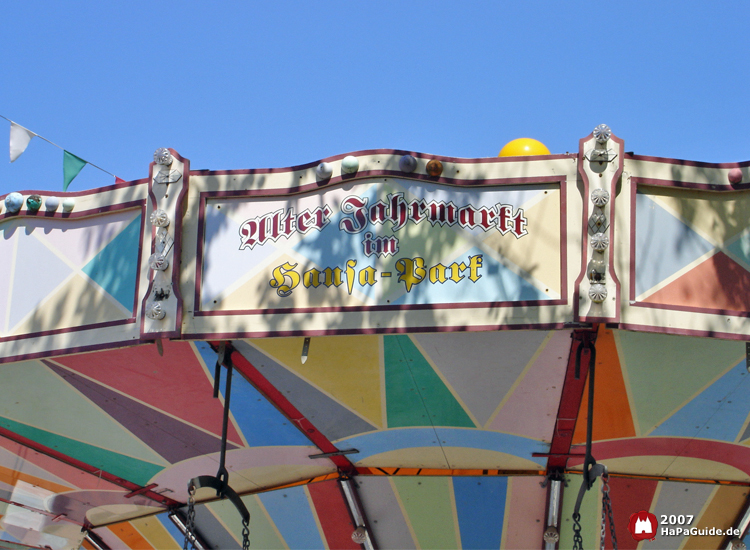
xmin=591 ymin=188 xmax=610 ymax=207
xmin=154 ymin=148 xmax=173 ymax=166
xmin=351 ymin=527 xmax=367 ymax=544
xmin=593 ymin=124 xmax=612 ymax=144
xmin=589 ymin=283 xmax=608 ymax=303
xmin=589 ymin=212 xmax=607 ymax=233
xmin=145 ymin=301 xmax=166 ymax=320
xmin=591 ymin=233 xmax=609 ymax=252
xmin=149 ymin=209 xmax=170 ymax=227
xmin=543 ymin=527 xmax=560 ymax=544
xmin=148 ymin=253 xmax=169 ymax=271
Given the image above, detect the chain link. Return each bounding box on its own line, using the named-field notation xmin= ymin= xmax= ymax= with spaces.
xmin=242 ymin=517 xmax=250 ymax=550
xmin=601 ymin=472 xmax=618 ymax=550
xmin=573 ymin=512 xmax=583 ymax=550
xmin=184 ymin=484 xmax=196 ymax=550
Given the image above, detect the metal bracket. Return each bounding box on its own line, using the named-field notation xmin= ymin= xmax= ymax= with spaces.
xmin=540 ymin=471 xmax=568 ymax=488
xmin=301 ymin=337 xmax=311 ymax=364
xmin=156 ymin=227 xmax=174 ymax=255
xmin=124 ymin=483 xmax=158 ymax=498
xmin=308 ymin=448 xmax=359 ymax=459
xmin=584 ymin=148 xmax=618 ymax=163
xmin=154 ymin=169 xmax=182 ymax=184
xmin=188 ymin=475 xmax=250 ymax=524
xmin=213 ymin=342 xmax=226 ymax=398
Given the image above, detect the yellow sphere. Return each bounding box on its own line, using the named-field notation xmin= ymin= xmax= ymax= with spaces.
xmin=498 ymin=138 xmax=551 ymax=157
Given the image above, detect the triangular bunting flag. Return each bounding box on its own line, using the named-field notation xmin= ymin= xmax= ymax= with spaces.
xmin=115 ymin=176 xmax=126 ymax=184
xmin=63 ymin=151 xmax=87 ymax=191
xmin=9 ymin=122 xmax=35 ymax=162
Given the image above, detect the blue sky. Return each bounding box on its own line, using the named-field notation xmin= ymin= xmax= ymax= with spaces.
xmin=2 ymin=1 xmax=749 ymax=196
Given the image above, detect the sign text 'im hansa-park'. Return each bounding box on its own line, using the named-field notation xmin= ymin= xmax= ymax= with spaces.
xmin=236 ymin=191 xmax=528 ymax=297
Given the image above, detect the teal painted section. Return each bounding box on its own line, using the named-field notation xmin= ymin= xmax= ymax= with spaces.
xmin=82 ymin=214 xmax=141 ymax=310
xmin=0 ymin=416 xmax=163 ymax=486
xmin=454 ymin=477 xmax=507 ymax=549
xmin=384 ymin=335 xmax=475 ymax=428
xmin=652 ymin=360 xmax=750 ymax=441
xmin=726 ymin=231 xmax=750 ymax=267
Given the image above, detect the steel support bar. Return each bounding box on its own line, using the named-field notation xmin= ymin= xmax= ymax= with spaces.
xmin=340 ymin=478 xmax=377 ymax=550
xmin=214 ymin=341 xmax=356 ymax=474
xmin=544 ymin=479 xmax=562 ymax=550
xmin=309 ymin=449 xmax=359 ymax=459
xmin=0 ymin=427 xmax=180 ymax=508
xmin=123 ymin=483 xmax=158 ymax=498
xmin=724 ymin=497 xmax=750 ymax=549
xmin=169 ymin=510 xmax=209 ymax=550
xmin=84 ymin=531 xmax=111 ymax=550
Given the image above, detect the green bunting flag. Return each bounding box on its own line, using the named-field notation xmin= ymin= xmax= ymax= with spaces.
xmin=63 ymin=150 xmax=87 ymax=191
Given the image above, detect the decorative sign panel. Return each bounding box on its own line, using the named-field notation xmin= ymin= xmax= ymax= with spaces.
xmin=0 ymin=207 xmax=143 ymax=340
xmin=631 ymin=184 xmax=750 ymax=315
xmin=197 ymin=177 xmax=564 ymax=315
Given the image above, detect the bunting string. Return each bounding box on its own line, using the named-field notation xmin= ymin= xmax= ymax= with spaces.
xmin=1 ymin=114 xmax=121 ymax=190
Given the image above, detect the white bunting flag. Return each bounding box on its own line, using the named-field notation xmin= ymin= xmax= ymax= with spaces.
xmin=9 ymin=122 xmax=35 ymax=162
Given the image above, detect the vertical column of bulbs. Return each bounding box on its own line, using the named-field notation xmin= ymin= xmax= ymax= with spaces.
xmin=144 ymin=148 xmax=178 ymax=322
xmin=587 ymin=124 xmax=612 ymax=305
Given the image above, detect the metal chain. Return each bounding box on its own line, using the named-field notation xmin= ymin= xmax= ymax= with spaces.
xmin=242 ymin=517 xmax=250 ymax=550
xmin=184 ymin=484 xmax=196 ymax=550
xmin=601 ymin=472 xmax=618 ymax=550
xmin=573 ymin=512 xmax=584 ymax=550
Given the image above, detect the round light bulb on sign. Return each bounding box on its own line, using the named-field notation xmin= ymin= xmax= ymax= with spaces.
xmin=5 ymin=193 xmax=23 ymax=213
xmin=316 ymin=162 xmax=333 ymax=180
xmin=399 ymin=154 xmax=417 ymax=173
xmin=341 ymin=156 xmax=359 ymax=174
xmin=45 ymin=197 xmax=60 ymax=211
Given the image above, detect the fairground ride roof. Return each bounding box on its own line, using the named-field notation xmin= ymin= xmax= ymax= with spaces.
xmin=1 ymin=129 xmax=750 ymax=549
